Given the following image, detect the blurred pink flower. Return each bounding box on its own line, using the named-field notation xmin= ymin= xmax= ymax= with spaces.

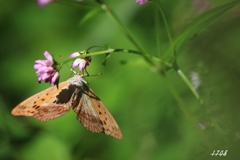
xmin=70 ymin=52 xmax=91 ymax=71
xmin=34 ymin=51 xmax=59 ymax=86
xmin=136 ymin=0 xmax=147 ymax=5
xmin=36 ymin=0 xmax=55 ymax=7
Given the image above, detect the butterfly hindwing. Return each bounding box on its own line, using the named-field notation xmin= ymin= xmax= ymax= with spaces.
xmin=72 ymin=82 xmax=122 ymax=139
xmin=72 ymin=87 xmax=104 ymax=133
xmin=87 ymin=87 xmax=122 ymax=139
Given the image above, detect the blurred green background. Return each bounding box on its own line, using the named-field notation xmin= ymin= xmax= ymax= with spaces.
xmin=1 ymin=0 xmax=240 ymax=159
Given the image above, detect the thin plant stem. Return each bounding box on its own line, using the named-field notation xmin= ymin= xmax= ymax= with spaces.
xmin=177 ymin=69 xmax=203 ymax=104
xmin=154 ymin=4 xmax=162 ymax=57
xmin=155 ymin=1 xmax=173 ymax=56
xmin=60 ymin=48 xmax=172 ymax=68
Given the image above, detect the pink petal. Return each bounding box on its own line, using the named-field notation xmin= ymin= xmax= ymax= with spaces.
xmin=50 ymin=72 xmax=59 ymax=86
xmin=136 ymin=0 xmax=147 ymax=5
xmin=44 ymin=51 xmax=53 ymax=61
xmin=37 ymin=0 xmax=54 ymax=7
xmin=34 ymin=64 xmax=43 ymax=70
xmin=36 ymin=66 xmax=47 ymax=74
xmin=72 ymin=59 xmax=81 ymax=68
xmin=45 ymin=60 xmax=53 ymax=67
xmin=38 ymin=76 xmax=42 ymax=83
xmin=45 ymin=67 xmax=54 ymax=73
xmin=35 ymin=60 xmax=45 ymax=65
xmin=79 ymin=60 xmax=87 ymax=71
xmin=41 ymin=73 xmax=51 ymax=80
xmin=70 ymin=52 xmax=81 ymax=58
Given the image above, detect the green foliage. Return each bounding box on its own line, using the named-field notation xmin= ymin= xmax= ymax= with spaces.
xmin=167 ymin=0 xmax=239 ymax=60
xmin=79 ymin=8 xmax=102 ymax=26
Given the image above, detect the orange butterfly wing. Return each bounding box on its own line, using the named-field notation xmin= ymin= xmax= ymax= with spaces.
xmin=12 ymin=81 xmax=73 ymax=121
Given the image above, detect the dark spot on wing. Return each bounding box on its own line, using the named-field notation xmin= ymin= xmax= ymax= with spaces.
xmin=32 ymin=105 xmax=40 ymax=110
xmin=104 ymin=121 xmax=107 ymax=125
xmin=34 ymin=101 xmax=36 ymax=104
xmin=27 ymin=110 xmax=34 ymax=113
xmin=41 ymin=99 xmax=45 ymax=101
xmin=46 ymin=93 xmax=49 ymax=96
xmin=33 ymin=105 xmax=40 ymax=109
xmin=98 ymin=104 xmax=101 ymax=108
xmin=99 ymin=111 xmax=102 ymax=115
xmin=105 ymin=117 xmax=107 ymax=121
xmin=55 ymin=84 xmax=80 ymax=104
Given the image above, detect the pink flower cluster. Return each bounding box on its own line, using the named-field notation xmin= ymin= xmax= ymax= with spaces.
xmin=34 ymin=51 xmax=59 ymax=86
xmin=34 ymin=51 xmax=91 ymax=86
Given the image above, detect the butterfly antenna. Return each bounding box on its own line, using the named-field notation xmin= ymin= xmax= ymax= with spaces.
xmin=86 ymin=73 xmax=102 ymax=77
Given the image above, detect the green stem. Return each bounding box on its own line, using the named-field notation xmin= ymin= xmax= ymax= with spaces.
xmin=154 ymin=4 xmax=162 ymax=57
xmin=172 ymin=61 xmax=202 ymax=103
xmin=155 ymin=1 xmax=173 ymax=47
xmin=60 ymin=48 xmax=172 ymax=68
xmin=157 ymin=3 xmax=172 ymax=44
xmin=161 ymin=73 xmax=211 ymax=148
xmin=99 ymin=1 xmax=155 ymax=66
xmin=177 ymin=69 xmax=203 ymax=104
xmin=60 ymin=49 xmax=116 ymax=65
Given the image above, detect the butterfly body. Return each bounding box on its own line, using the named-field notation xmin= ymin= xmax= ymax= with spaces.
xmin=12 ymin=75 xmax=122 ymax=139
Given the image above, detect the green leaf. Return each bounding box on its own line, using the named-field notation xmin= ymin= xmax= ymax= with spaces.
xmin=79 ymin=9 xmax=102 ymax=26
xmin=165 ymin=1 xmax=239 ymax=61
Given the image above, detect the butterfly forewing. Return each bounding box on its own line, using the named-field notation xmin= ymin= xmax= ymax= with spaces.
xmin=12 ymin=81 xmax=73 ymax=121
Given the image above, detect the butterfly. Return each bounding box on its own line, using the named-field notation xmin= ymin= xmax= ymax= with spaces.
xmin=11 ymin=74 xmax=122 ymax=139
